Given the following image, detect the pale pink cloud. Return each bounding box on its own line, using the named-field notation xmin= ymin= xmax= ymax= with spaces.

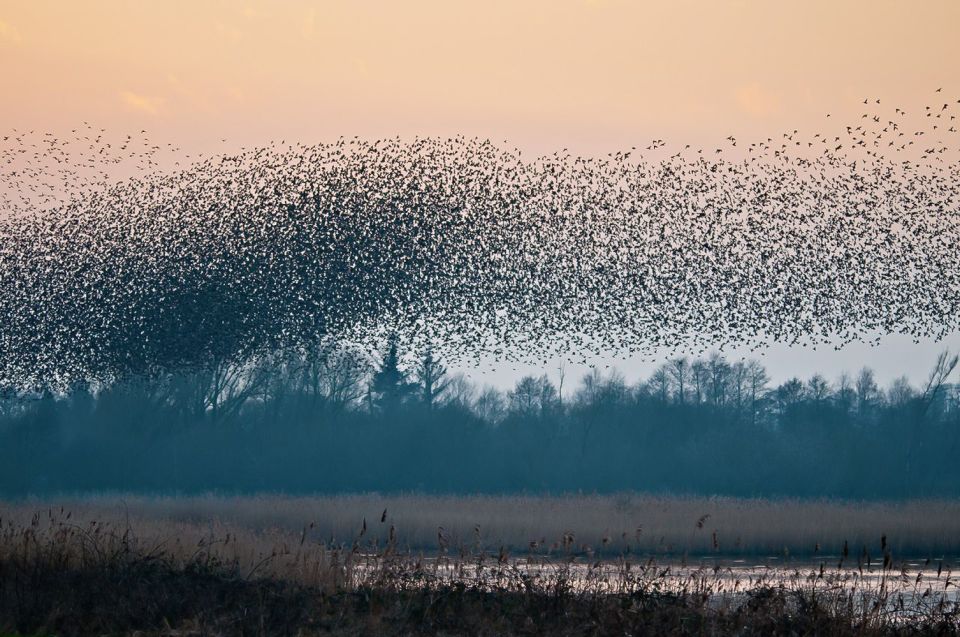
xmin=120 ymin=90 xmax=163 ymax=116
xmin=0 ymin=18 xmax=23 ymax=44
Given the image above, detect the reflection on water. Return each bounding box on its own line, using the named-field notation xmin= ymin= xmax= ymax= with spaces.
xmin=364 ymin=553 xmax=960 ymax=619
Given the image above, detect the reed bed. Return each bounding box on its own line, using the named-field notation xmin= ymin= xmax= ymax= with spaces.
xmin=1 ymin=503 xmax=958 ymax=635
xmin=5 ymin=493 xmax=960 ymax=559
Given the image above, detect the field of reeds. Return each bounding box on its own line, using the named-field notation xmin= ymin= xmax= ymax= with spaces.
xmin=4 ymin=493 xmax=960 ymax=559
xmin=1 ymin=494 xmax=959 ymax=635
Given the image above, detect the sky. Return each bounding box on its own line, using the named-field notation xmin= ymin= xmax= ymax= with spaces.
xmin=2 ymin=0 xmax=960 ymax=389
xmin=3 ymin=1 xmax=959 ymax=155
xmin=460 ymin=334 xmax=960 ymax=394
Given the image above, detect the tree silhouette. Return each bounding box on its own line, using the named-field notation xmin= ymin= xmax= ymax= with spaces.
xmin=368 ymin=335 xmax=416 ymax=412
xmin=414 ymin=348 xmax=450 ymax=409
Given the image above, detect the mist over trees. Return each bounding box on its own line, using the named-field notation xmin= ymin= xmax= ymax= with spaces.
xmin=1 ymin=342 xmax=958 ymax=499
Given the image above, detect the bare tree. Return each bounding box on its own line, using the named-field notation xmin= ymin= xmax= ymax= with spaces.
xmin=807 ymin=374 xmax=830 ymax=406
xmin=508 ymin=376 xmax=541 ymax=417
xmin=578 ymin=368 xmax=604 ymax=407
xmin=775 ymin=378 xmax=804 ymax=415
xmin=292 ymin=343 xmax=370 ymax=413
xmin=442 ymin=373 xmax=475 ymax=409
xmin=166 ymin=355 xmax=268 ymax=426
xmin=887 ymin=375 xmax=915 ymax=408
xmin=708 ymin=352 xmax=730 ymax=407
xmin=538 ymin=375 xmax=560 ymax=419
xmin=507 ymin=375 xmax=558 ymax=419
xmin=414 ymin=348 xmax=451 ymax=409
xmin=557 ymin=363 xmax=566 ymax=407
xmin=835 ymin=372 xmax=855 ymax=414
xmin=855 ymin=367 xmax=878 ymax=419
xmin=473 ymin=385 xmax=506 ymax=424
xmin=730 ymin=361 xmax=749 ymax=416
xmin=668 ymin=357 xmax=688 ymax=405
xmin=691 ymin=359 xmax=709 ymax=405
xmin=909 ymin=351 xmax=959 ymax=484
xmin=649 ymin=366 xmax=671 ymax=403
xmin=918 ymin=350 xmax=959 ymax=418
xmin=746 ymin=360 xmax=769 ymax=426
xmin=321 ymin=347 xmax=370 ymax=412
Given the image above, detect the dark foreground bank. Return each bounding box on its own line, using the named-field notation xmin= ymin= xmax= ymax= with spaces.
xmin=1 ymin=513 xmax=958 ymax=636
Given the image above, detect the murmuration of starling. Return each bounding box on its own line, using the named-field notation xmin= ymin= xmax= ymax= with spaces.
xmin=1 ymin=95 xmax=959 ymax=393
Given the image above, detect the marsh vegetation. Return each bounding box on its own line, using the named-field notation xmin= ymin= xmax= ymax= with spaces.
xmin=2 ymin=496 xmax=959 ymax=635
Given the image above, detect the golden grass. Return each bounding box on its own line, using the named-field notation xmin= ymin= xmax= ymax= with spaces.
xmin=3 ymin=493 xmax=960 ymax=559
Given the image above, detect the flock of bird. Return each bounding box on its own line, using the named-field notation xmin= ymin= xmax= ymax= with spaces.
xmin=1 ymin=91 xmax=959 ymax=393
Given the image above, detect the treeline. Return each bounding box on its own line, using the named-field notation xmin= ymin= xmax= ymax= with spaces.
xmin=1 ymin=340 xmax=958 ymax=498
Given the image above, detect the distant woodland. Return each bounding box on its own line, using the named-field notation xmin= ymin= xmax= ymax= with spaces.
xmin=1 ymin=339 xmax=957 ymax=498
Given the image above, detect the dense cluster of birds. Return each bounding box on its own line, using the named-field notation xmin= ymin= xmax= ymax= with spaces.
xmin=1 ymin=92 xmax=959 ymax=393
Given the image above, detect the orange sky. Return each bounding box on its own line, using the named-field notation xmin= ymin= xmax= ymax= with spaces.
xmin=2 ymin=0 xmax=959 ymax=156
xmin=3 ymin=1 xmax=960 ymax=384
